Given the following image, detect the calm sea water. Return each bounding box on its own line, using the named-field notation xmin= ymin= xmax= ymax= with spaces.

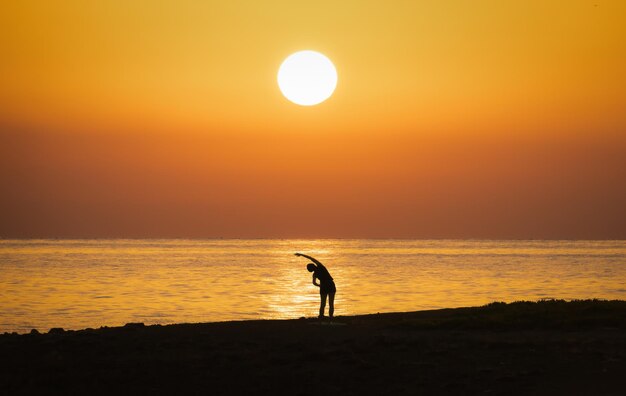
xmin=1 ymin=239 xmax=625 ymax=333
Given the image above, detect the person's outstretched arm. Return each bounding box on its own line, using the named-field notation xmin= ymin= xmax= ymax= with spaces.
xmin=295 ymin=252 xmax=324 ymax=267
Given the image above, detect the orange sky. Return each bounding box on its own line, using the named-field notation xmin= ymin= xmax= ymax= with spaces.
xmin=1 ymin=1 xmax=625 ymax=238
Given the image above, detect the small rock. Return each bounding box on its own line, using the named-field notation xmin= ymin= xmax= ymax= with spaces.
xmin=48 ymin=327 xmax=65 ymax=334
xmin=30 ymin=329 xmax=40 ymax=335
xmin=123 ymin=322 xmax=145 ymax=329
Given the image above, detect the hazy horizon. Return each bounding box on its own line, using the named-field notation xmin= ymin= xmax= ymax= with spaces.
xmin=1 ymin=1 xmax=625 ymax=239
xmin=2 ymin=237 xmax=626 ymax=241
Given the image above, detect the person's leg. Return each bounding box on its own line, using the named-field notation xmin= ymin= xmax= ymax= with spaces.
xmin=328 ymin=291 xmax=335 ymax=318
xmin=319 ymin=292 xmax=327 ymax=317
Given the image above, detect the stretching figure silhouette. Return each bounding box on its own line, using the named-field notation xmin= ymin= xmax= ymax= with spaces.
xmin=295 ymin=253 xmax=336 ymax=319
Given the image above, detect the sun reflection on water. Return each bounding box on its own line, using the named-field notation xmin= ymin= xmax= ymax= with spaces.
xmin=0 ymin=239 xmax=624 ymax=333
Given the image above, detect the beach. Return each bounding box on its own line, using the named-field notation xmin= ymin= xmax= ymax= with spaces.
xmin=3 ymin=239 xmax=625 ymax=334
xmin=1 ymin=300 xmax=624 ymax=395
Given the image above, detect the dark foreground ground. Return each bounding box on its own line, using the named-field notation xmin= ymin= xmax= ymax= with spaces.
xmin=1 ymin=300 xmax=625 ymax=395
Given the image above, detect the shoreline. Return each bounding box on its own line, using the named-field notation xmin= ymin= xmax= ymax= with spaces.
xmin=2 ymin=300 xmax=625 ymax=394
xmin=4 ymin=298 xmax=626 ymax=336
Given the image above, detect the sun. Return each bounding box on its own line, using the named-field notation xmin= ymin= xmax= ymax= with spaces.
xmin=277 ymin=50 xmax=337 ymax=106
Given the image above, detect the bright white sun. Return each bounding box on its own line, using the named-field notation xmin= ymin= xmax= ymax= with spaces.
xmin=277 ymin=50 xmax=337 ymax=106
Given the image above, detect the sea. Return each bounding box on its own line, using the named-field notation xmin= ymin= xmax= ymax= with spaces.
xmin=1 ymin=239 xmax=624 ymax=334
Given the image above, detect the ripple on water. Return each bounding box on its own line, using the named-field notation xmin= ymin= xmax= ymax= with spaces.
xmin=0 ymin=239 xmax=624 ymax=333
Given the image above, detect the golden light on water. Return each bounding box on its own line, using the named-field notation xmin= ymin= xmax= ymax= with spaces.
xmin=1 ymin=240 xmax=625 ymax=333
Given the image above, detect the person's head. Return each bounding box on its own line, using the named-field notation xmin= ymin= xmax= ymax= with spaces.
xmin=306 ymin=263 xmax=316 ymax=272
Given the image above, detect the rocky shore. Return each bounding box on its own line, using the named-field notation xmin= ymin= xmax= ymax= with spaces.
xmin=1 ymin=300 xmax=624 ymax=395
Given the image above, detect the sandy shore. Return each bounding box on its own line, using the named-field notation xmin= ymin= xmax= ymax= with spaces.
xmin=1 ymin=300 xmax=624 ymax=395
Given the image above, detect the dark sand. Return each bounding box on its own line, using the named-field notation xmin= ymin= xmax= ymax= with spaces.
xmin=1 ymin=300 xmax=625 ymax=395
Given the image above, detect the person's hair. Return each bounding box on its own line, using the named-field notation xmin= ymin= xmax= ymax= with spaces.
xmin=306 ymin=263 xmax=316 ymax=272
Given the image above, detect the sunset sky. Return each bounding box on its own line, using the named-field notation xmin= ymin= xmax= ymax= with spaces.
xmin=1 ymin=1 xmax=625 ymax=238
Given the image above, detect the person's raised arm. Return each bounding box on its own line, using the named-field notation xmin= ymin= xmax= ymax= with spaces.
xmin=294 ymin=252 xmax=324 ymax=267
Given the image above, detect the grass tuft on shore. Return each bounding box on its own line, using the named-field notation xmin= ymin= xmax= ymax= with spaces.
xmin=390 ymin=299 xmax=626 ymax=330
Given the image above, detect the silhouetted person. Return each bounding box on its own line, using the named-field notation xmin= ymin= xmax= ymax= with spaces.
xmin=295 ymin=253 xmax=336 ymax=319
